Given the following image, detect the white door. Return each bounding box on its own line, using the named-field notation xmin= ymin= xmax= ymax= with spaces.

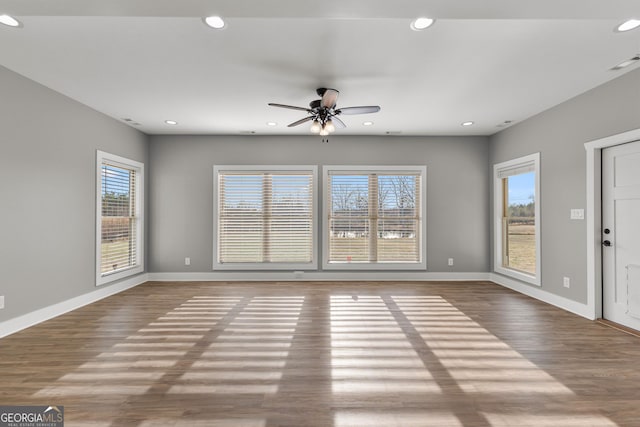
xmin=602 ymin=140 xmax=640 ymax=331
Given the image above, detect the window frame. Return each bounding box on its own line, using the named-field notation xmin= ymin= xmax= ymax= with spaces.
xmin=212 ymin=165 xmax=318 ymax=271
xmin=322 ymin=165 xmax=427 ymax=271
xmin=493 ymin=152 xmax=541 ymax=286
xmin=95 ymin=150 xmax=144 ymax=286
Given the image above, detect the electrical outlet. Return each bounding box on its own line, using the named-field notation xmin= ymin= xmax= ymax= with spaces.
xmin=0 ymin=296 xmax=4 ymax=309
xmin=185 ymin=257 xmax=191 ymax=266
xmin=448 ymin=258 xmax=454 ymax=266
xmin=563 ymin=277 xmax=570 ymax=288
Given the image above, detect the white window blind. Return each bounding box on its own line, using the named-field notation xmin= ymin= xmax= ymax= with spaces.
xmin=497 ymin=162 xmax=536 ymax=179
xmin=327 ymin=169 xmax=422 ymax=265
xmin=216 ymin=169 xmax=315 ymax=266
xmin=96 ymin=151 xmax=144 ymax=286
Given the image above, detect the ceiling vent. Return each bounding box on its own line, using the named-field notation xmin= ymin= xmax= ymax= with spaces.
xmin=611 ymin=55 xmax=640 ymax=71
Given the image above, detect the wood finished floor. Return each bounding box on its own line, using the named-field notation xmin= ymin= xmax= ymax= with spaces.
xmin=1 ymin=281 xmax=639 ymax=427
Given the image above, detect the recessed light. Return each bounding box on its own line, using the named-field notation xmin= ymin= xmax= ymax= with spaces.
xmin=461 ymin=121 xmax=474 ymax=127
xmin=616 ymin=19 xmax=640 ymax=32
xmin=363 ymin=121 xmax=374 ymax=126
xmin=411 ymin=17 xmax=435 ymax=31
xmin=267 ymin=122 xmax=277 ymax=126
xmin=204 ymin=16 xmax=226 ymax=29
xmin=0 ymin=14 xmax=20 ymax=27
xmin=165 ymin=120 xmax=178 ymax=125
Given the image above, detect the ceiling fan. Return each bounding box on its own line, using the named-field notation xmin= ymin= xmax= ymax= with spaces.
xmin=268 ymin=88 xmax=381 ymax=136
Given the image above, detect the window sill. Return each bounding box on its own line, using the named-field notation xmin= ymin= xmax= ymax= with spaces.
xmin=494 ymin=266 xmax=540 ymax=286
xmin=213 ymin=262 xmax=318 ymax=271
xmin=97 ymin=265 xmax=144 ymax=286
xmin=323 ymin=262 xmax=427 ymax=271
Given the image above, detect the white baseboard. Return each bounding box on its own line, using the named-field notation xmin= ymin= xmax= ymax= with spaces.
xmin=147 ymin=271 xmax=492 ymax=282
xmin=490 ymin=273 xmax=594 ymax=320
xmin=0 ymin=273 xmax=148 ymax=339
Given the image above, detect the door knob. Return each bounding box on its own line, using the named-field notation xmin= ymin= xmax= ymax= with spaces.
xmin=603 ymin=240 xmax=612 ymax=247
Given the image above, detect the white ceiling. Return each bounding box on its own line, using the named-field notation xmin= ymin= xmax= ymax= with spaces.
xmin=0 ymin=0 xmax=639 ymax=136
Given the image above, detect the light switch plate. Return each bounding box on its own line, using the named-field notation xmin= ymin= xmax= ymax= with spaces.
xmin=570 ymin=209 xmax=584 ymax=220
xmin=0 ymin=296 xmax=4 ymax=309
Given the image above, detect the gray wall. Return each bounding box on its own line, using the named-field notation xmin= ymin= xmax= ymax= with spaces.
xmin=0 ymin=65 xmax=149 ymax=322
xmin=148 ymin=135 xmax=490 ymax=273
xmin=489 ymin=67 xmax=640 ymax=304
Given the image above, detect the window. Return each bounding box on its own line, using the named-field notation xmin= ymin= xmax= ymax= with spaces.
xmin=213 ymin=166 xmax=317 ymax=270
xmin=494 ymin=153 xmax=540 ymax=285
xmin=96 ymin=151 xmax=144 ymax=286
xmin=323 ymin=166 xmax=426 ymax=270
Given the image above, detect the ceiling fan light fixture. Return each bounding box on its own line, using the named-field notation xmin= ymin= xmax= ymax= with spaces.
xmin=616 ymin=19 xmax=640 ymax=32
xmin=310 ymin=120 xmax=321 ymax=133
xmin=0 ymin=14 xmax=20 ymax=27
xmin=269 ymin=88 xmax=380 ymax=136
xmin=204 ymin=15 xmax=226 ymax=29
xmin=325 ymin=119 xmax=336 ymax=133
xmin=411 ymin=17 xmax=435 ymax=31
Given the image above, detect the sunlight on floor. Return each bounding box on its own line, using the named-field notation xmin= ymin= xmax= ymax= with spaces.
xmin=31 ymin=291 xmax=621 ymax=426
xmin=393 ymin=296 xmax=574 ymax=395
xmin=168 ymin=296 xmax=303 ymax=396
xmin=330 ymin=294 xmax=618 ymax=427
xmin=331 ymin=296 xmax=441 ymax=394
xmin=34 ymin=296 xmax=243 ymax=397
xmin=334 ymin=410 xmax=463 ymax=427
xmin=482 ymin=413 xmax=620 ymax=427
xmin=137 ymin=420 xmax=266 ymax=427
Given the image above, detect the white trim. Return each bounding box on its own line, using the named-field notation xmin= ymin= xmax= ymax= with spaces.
xmin=322 ymin=165 xmax=428 ymax=271
xmin=0 ymin=274 xmax=148 ymax=339
xmin=149 ymin=271 xmax=490 ymax=282
xmin=96 ymin=150 xmax=145 ymax=286
xmin=212 ymin=165 xmax=318 ymax=270
xmin=490 ymin=273 xmax=592 ymax=319
xmin=493 ymin=152 xmax=541 ymax=286
xmin=584 ymin=128 xmax=640 ymax=320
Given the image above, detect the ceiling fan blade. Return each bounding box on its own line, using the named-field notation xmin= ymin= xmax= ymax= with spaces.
xmin=287 ymin=116 xmax=314 ymax=127
xmin=336 ymin=106 xmax=381 ymax=115
xmin=321 ymin=88 xmax=339 ymax=109
xmin=331 ymin=116 xmax=347 ymax=129
xmin=268 ymin=103 xmax=312 ymax=113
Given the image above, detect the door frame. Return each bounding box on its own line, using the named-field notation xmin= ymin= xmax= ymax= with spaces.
xmin=585 ymin=128 xmax=640 ymax=320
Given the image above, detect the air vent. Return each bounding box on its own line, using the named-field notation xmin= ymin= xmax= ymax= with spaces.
xmin=611 ymin=55 xmax=640 ymax=71
xmin=385 ymin=131 xmax=402 ymax=135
